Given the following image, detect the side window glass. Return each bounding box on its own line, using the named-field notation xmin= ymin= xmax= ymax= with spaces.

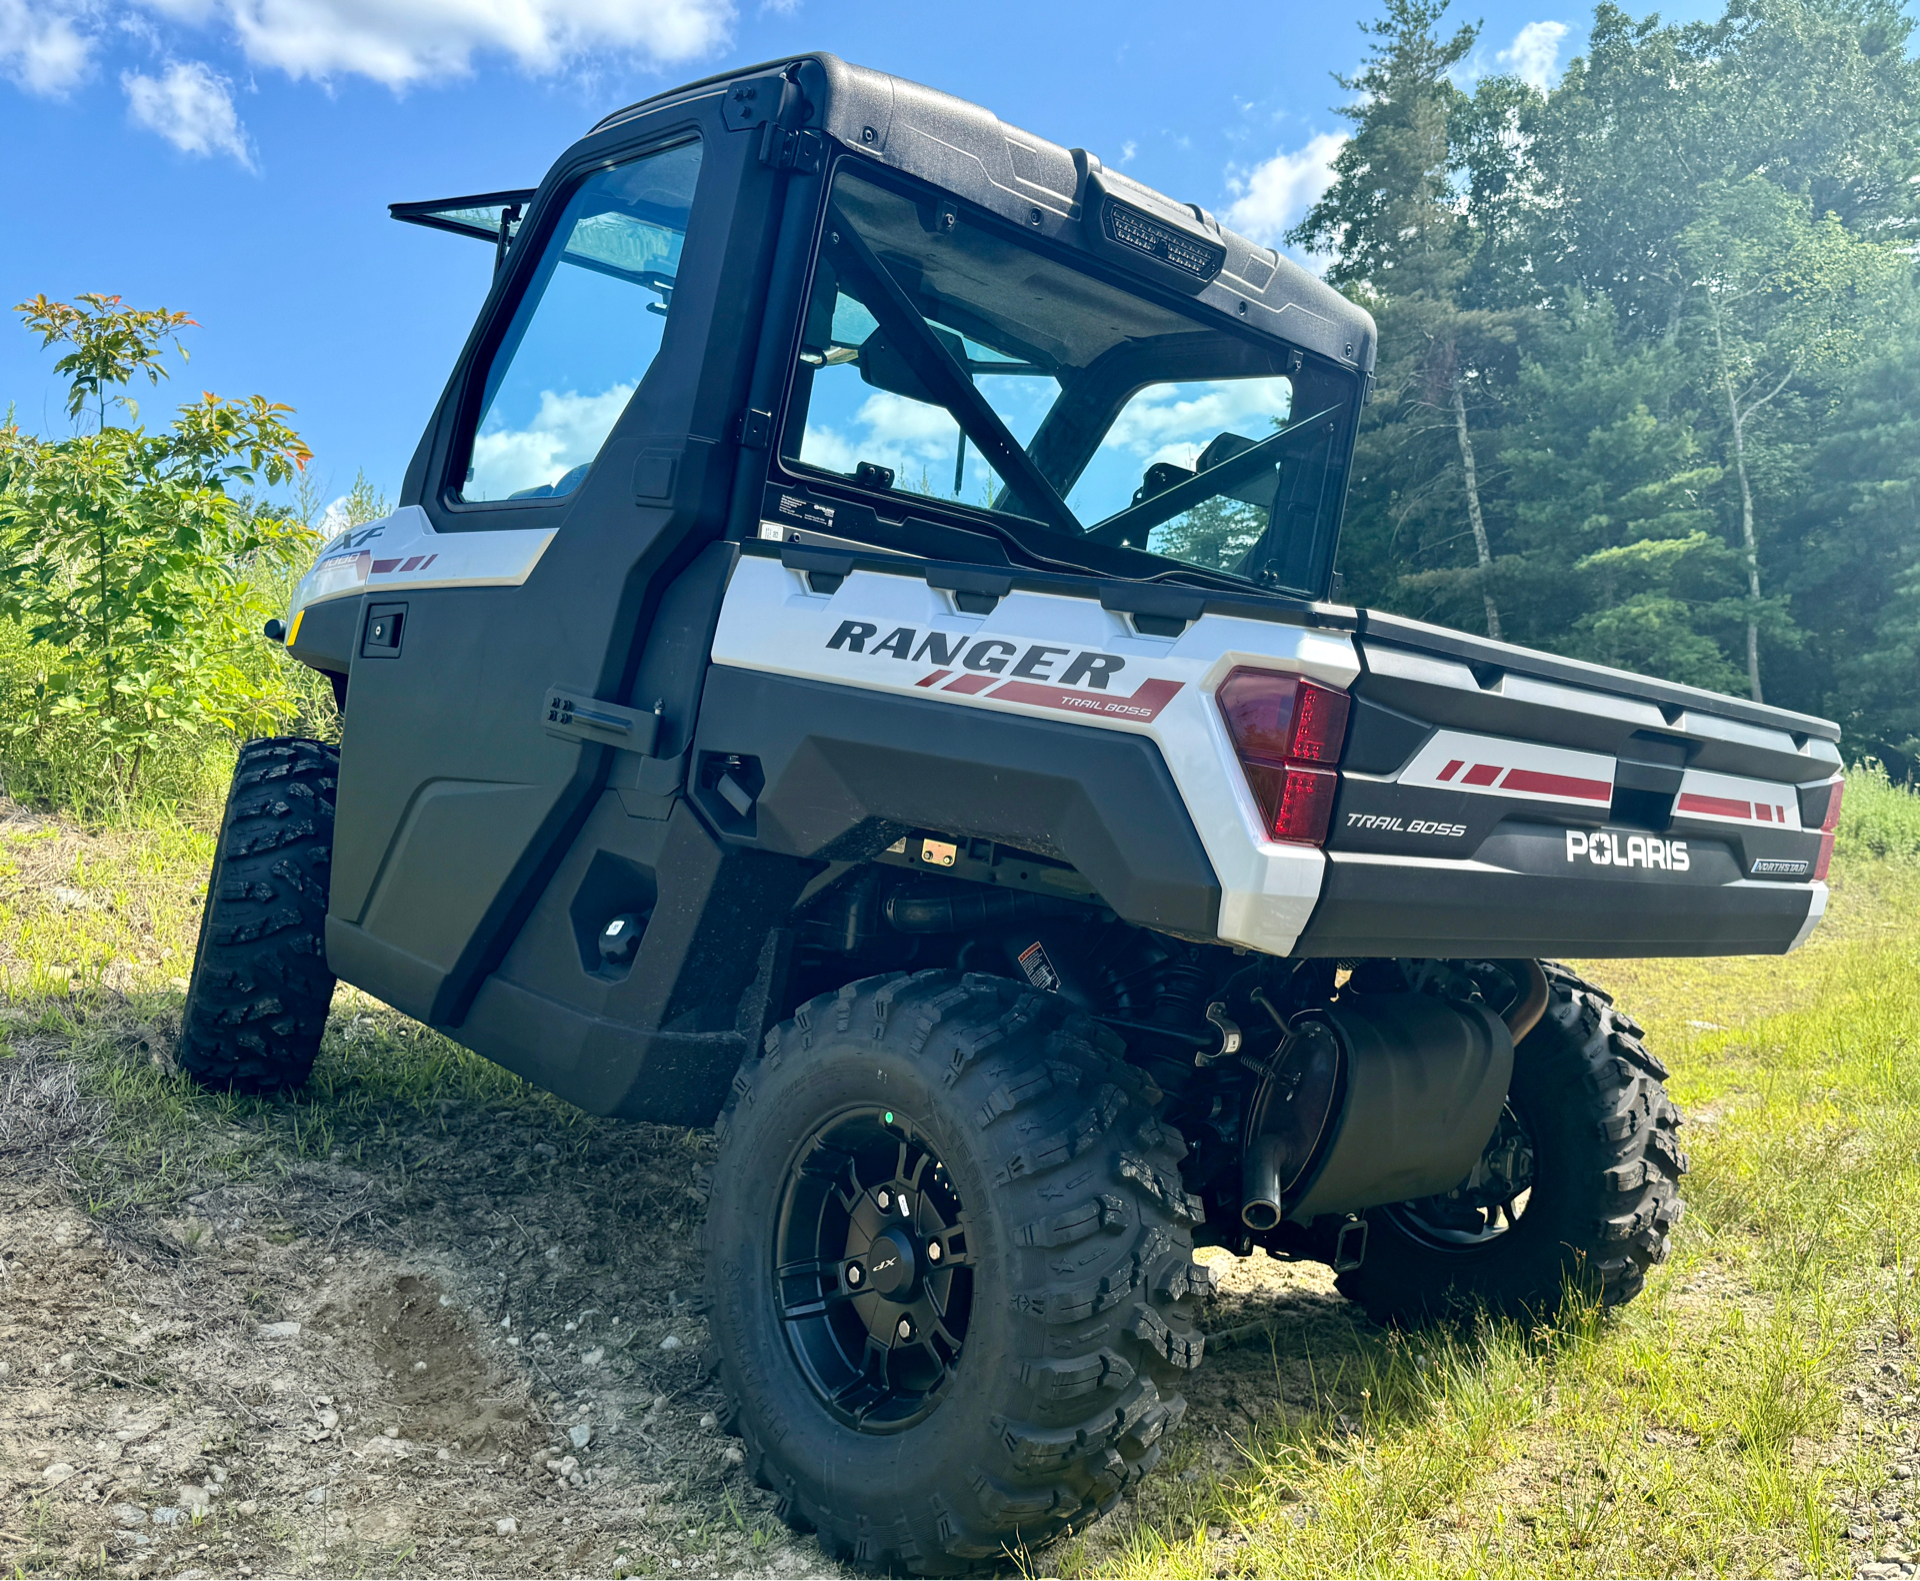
xmin=458 ymin=139 xmax=703 ymax=503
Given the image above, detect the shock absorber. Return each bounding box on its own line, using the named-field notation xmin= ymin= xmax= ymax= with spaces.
xmin=1153 ymin=946 xmax=1211 ymax=1028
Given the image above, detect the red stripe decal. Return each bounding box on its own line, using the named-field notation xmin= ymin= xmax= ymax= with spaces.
xmin=988 ymin=675 xmax=1185 ymax=723
xmin=942 ymin=673 xmax=997 ymax=695
xmin=1462 ymin=763 xmax=1502 ymax=787
xmin=915 ymin=670 xmax=951 ymax=688
xmin=419 ymin=554 xmax=437 ymax=570
xmin=1437 ymin=758 xmax=1464 ymax=782
xmin=1677 ymin=792 xmax=1752 ymax=820
xmin=1500 ymin=767 xmax=1612 ymax=803
xmin=1756 ymin=803 xmax=1773 ymax=822
xmin=372 ymin=558 xmax=401 ymax=574
xmin=400 ymin=555 xmax=424 ymax=572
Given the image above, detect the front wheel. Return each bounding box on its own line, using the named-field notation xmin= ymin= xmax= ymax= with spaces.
xmin=1335 ymin=962 xmax=1687 ymax=1326
xmin=178 ymin=738 xmax=338 ymax=1093
xmin=702 ymin=971 xmax=1212 ymax=1574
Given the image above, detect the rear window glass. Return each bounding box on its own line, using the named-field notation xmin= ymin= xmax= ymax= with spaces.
xmin=779 ymin=166 xmax=1356 ymax=595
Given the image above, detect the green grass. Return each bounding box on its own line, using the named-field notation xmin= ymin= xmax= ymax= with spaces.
xmin=5 ymin=770 xmax=1920 ymax=1578
xmin=1838 ymin=761 xmax=1920 ymax=866
xmin=0 ymin=799 xmax=593 ymax=1223
xmin=1067 ymin=786 xmax=1920 ymax=1579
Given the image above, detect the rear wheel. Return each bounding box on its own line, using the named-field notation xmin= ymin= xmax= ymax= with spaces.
xmin=178 ymin=738 xmax=337 ymax=1094
xmin=703 ymin=970 xmax=1211 ymax=1574
xmin=1335 ymin=962 xmax=1686 ymax=1326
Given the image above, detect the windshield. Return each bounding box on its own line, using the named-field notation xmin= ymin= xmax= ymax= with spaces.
xmin=778 ymin=166 xmax=1358 ymax=596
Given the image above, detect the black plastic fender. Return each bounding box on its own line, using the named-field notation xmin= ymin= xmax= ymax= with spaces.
xmin=688 ymin=665 xmax=1222 ymax=938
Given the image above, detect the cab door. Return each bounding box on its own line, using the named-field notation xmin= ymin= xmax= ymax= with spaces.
xmin=325 ymin=81 xmax=797 ymax=1028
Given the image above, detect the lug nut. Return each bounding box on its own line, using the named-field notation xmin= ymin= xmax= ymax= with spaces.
xmin=926 ymin=1240 xmax=942 ymax=1264
xmin=876 ymin=1189 xmax=891 ymax=1210
xmin=845 ymin=1262 xmax=863 ymax=1288
xmin=895 ymin=1317 xmax=914 ymax=1343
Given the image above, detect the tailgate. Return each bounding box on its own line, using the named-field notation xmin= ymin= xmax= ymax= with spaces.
xmin=1298 ymin=613 xmax=1844 ymax=958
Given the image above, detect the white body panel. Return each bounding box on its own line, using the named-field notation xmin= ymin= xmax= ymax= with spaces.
xmin=1395 ymin=729 xmax=1616 ymax=808
xmin=710 ymin=550 xmax=1358 ymax=956
xmin=708 ymin=546 xmax=1835 ymax=958
xmin=289 ymin=505 xmax=558 ymax=625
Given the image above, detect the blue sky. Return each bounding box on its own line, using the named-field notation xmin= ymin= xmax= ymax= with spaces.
xmin=0 ymin=0 xmax=1724 ymax=515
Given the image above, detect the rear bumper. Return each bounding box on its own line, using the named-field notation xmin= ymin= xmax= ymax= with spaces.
xmin=1296 ymin=827 xmax=1823 ymax=958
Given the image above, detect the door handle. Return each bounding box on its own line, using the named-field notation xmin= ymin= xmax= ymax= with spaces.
xmin=543 ymin=685 xmax=664 ymax=755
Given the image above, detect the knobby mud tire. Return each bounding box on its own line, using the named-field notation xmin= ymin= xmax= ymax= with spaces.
xmin=701 ymin=970 xmax=1212 ymax=1575
xmin=178 ymin=737 xmax=338 ymax=1094
xmin=1335 ymin=961 xmax=1687 ymax=1327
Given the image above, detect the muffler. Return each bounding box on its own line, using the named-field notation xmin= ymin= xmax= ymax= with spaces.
xmin=1241 ymin=993 xmax=1514 ymax=1230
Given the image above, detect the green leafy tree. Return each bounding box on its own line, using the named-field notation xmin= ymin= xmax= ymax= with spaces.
xmin=1312 ymin=0 xmax=1920 ymax=760
xmin=16 ymin=292 xmax=197 ymax=432
xmin=1523 ymin=1 xmax=1920 ymax=336
xmin=1680 ymin=178 xmax=1909 ymax=699
xmin=0 ymin=297 xmax=316 ymax=801
xmin=1795 ymin=309 xmax=1920 ymax=770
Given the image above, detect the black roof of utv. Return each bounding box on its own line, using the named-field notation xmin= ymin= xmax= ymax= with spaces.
xmin=590 ymin=53 xmax=1377 ymax=381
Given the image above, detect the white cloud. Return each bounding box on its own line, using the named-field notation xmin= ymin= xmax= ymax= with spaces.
xmin=801 ymin=392 xmax=963 ymax=488
xmin=1497 ymin=20 xmax=1569 ymax=91
xmin=1102 ymin=377 xmax=1294 ymax=460
xmin=0 ymin=0 xmax=95 ymax=94
xmin=469 ymin=383 xmax=633 ymax=499
xmin=1119 ymin=139 xmax=1136 ymax=165
xmin=123 ymin=58 xmax=252 ymax=164
xmin=136 ymin=0 xmax=734 ymax=88
xmin=1223 ymin=131 xmax=1345 ymax=250
xmin=801 ymin=381 xmax=1064 ymax=502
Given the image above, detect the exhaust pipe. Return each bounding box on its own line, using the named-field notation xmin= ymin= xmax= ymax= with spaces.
xmin=1504 ymin=960 xmax=1550 ymax=1045
xmin=1240 ymin=993 xmax=1514 ymax=1231
xmin=1239 ymin=1019 xmax=1342 ymax=1231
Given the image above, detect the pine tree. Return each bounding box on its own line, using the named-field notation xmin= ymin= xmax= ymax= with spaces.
xmin=1292 ymin=0 xmax=1526 ymax=640
xmin=1797 ymin=310 xmax=1920 ymax=772
xmin=1496 ymin=293 xmax=1743 ymax=691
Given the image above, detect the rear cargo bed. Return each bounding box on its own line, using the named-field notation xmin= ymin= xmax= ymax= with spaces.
xmin=1299 ymin=611 xmax=1843 ymax=959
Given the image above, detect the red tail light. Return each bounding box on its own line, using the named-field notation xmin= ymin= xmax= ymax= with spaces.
xmin=1818 ymin=779 xmax=1845 ymax=832
xmin=1217 ymin=668 xmax=1351 ymax=845
xmin=1813 ymin=778 xmax=1844 ymax=881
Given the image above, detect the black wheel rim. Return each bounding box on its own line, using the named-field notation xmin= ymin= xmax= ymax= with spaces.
xmin=1383 ymin=1099 xmax=1538 ymax=1251
xmin=773 ymin=1107 xmax=974 ymax=1432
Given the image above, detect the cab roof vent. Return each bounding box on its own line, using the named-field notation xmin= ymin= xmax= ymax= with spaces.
xmin=1101 ymin=201 xmax=1221 ymax=280
xmin=1077 ymin=164 xmax=1225 ymax=293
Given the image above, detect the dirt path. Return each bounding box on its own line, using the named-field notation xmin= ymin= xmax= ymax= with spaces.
xmin=0 ymin=1009 xmax=1360 ymax=1580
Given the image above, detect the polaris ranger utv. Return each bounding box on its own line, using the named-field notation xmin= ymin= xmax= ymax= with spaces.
xmin=182 ymin=53 xmax=1844 ymax=1571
